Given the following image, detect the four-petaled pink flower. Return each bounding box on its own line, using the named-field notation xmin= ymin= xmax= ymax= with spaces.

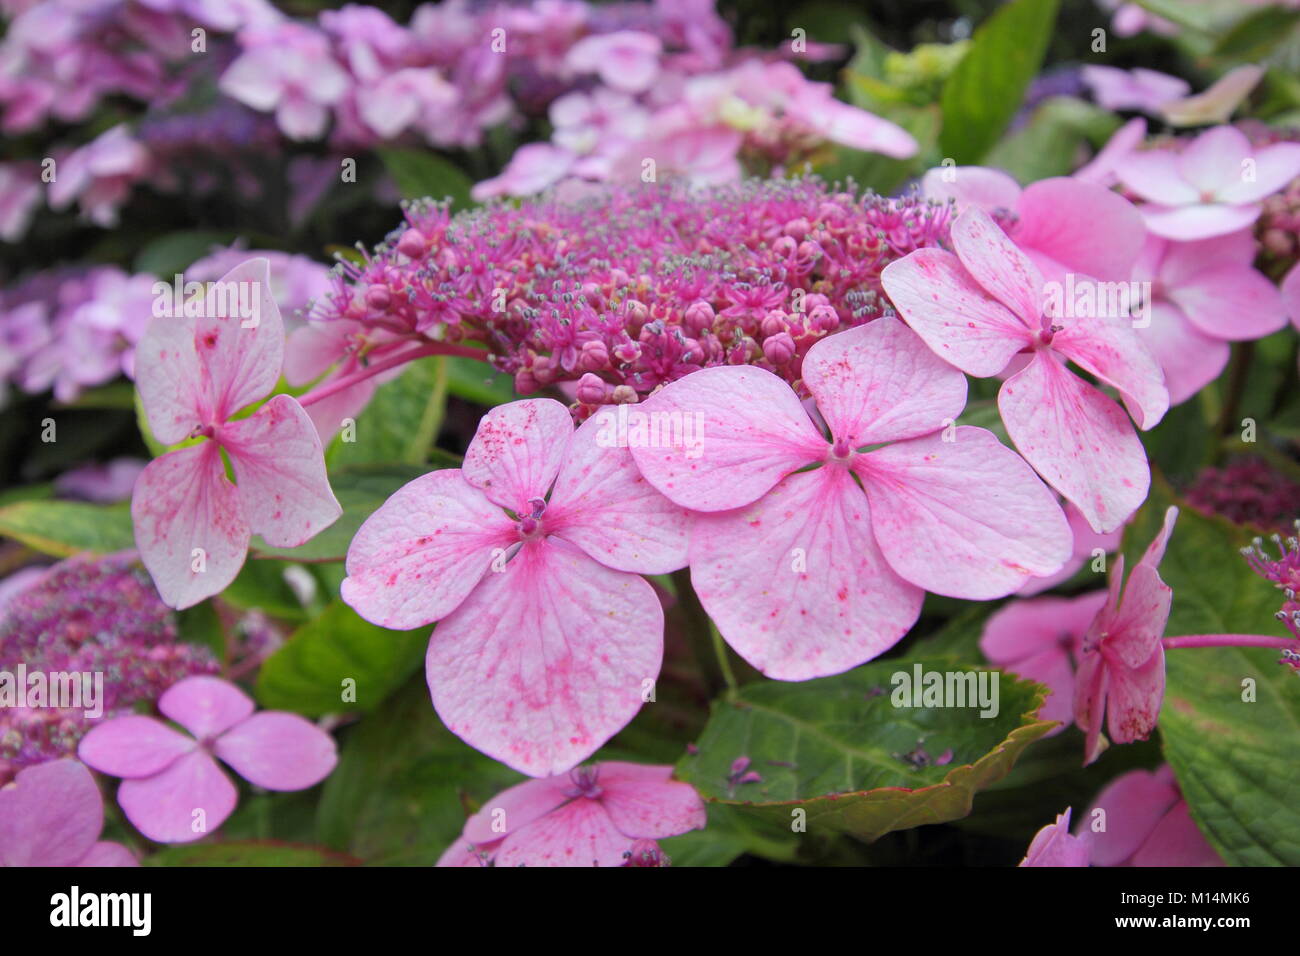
xmin=1113 ymin=125 xmax=1300 ymax=240
xmin=0 ymin=760 xmax=136 ymax=867
xmin=1082 ymin=765 xmax=1222 ymax=867
xmin=1074 ymin=506 xmax=1179 ymax=766
xmin=1131 ymin=229 xmax=1287 ymax=404
xmin=78 ymin=676 xmax=337 ymax=844
xmin=980 ymin=589 xmax=1108 ymax=732
xmin=437 ymin=762 xmax=705 ymax=867
xmin=132 ymin=257 xmax=341 ymax=610
xmin=1019 ymin=808 xmax=1089 ymax=867
xmin=882 ymin=207 xmax=1170 ymax=534
xmin=341 ymin=398 xmax=689 ymax=776
xmin=629 ymin=317 xmax=1072 ymax=680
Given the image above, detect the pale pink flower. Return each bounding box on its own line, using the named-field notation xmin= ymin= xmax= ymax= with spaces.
xmin=131 ymin=258 xmax=341 ymax=609
xmin=47 ymin=124 xmax=150 ymax=228
xmin=629 ymin=318 xmax=1071 ymax=680
xmin=980 ymin=589 xmax=1108 ymax=731
xmin=437 ymin=763 xmax=705 ymax=867
xmin=1132 ymin=229 xmax=1287 ymax=404
xmin=0 ymin=162 xmax=40 ymax=241
xmin=341 ymin=398 xmax=689 ymax=776
xmin=1283 ymin=261 xmax=1300 ymax=331
xmin=282 ymin=317 xmax=401 ymax=441
xmin=1114 ymin=125 xmax=1300 ymax=240
xmin=1074 ymin=117 xmax=1147 ymax=187
xmin=218 ymin=23 xmax=350 ymax=141
xmin=0 ymin=760 xmax=137 ymax=866
xmin=1020 ymin=808 xmax=1089 ymax=867
xmin=1017 ymin=502 xmax=1121 ymax=595
xmin=79 ymin=676 xmax=337 ymax=844
xmin=1075 ymin=506 xmax=1178 ymax=766
xmin=1081 ymin=765 xmax=1222 ymax=866
xmin=471 ymin=143 xmax=579 ymax=200
xmin=1081 ymin=65 xmax=1188 ymax=115
xmin=564 ymin=30 xmax=662 ymax=94
xmin=882 ymin=206 xmax=1169 ymax=533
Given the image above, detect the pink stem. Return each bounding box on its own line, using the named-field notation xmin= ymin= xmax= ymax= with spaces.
xmin=1162 ymin=634 xmax=1297 ymax=651
xmin=297 ymin=341 xmax=488 ymax=408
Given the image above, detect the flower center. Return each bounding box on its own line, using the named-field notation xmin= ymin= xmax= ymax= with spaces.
xmin=564 ymin=765 xmax=603 ymax=800
xmin=517 ymin=497 xmax=547 ymax=540
xmin=827 ymin=435 xmax=854 ymax=464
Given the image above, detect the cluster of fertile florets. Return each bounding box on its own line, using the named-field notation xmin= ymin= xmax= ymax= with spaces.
xmin=312 ymin=178 xmax=953 ymax=406
xmin=1243 ymin=521 xmax=1300 ymax=649
xmin=0 ymin=553 xmax=218 ymax=774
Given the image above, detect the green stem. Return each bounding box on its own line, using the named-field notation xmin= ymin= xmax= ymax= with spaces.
xmin=1216 ymin=341 xmax=1256 ymax=446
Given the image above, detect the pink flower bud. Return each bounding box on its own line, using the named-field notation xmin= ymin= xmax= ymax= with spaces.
xmin=763 ymin=332 xmax=796 ymax=365
xmin=622 ymin=839 xmax=671 ymax=867
xmin=579 ymin=339 xmax=610 ymax=372
xmin=576 ymin=372 xmax=607 ymax=405
xmin=611 ymin=384 xmax=638 ymax=404
xmin=396 ymin=229 xmax=426 ymax=259
xmin=364 ymin=285 xmax=391 ymax=310
xmin=760 ymin=311 xmax=788 ymax=338
xmin=683 ymin=301 xmax=715 ymax=336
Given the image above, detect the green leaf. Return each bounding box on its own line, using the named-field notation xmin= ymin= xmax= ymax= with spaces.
xmin=251 ymin=463 xmax=428 ymax=562
xmin=316 ymin=680 xmax=522 ymax=864
xmin=1214 ymin=6 xmax=1300 ymax=60
xmin=256 ymin=602 xmax=426 ymax=717
xmin=445 ymin=355 xmax=516 ymax=407
xmin=676 ymin=658 xmax=1054 ymax=842
xmin=378 ymin=149 xmax=474 ymax=209
xmin=145 ymin=841 xmax=357 ymax=867
xmin=1123 ymin=476 xmax=1300 ymax=865
xmin=0 ymin=500 xmax=134 ymax=556
xmin=134 ymin=230 xmax=237 ymax=277
xmin=939 ymin=0 xmax=1059 ymax=164
xmin=223 ymin=559 xmax=308 ymax=621
xmin=984 ymin=96 xmax=1120 ymax=183
xmin=327 ymin=356 xmax=448 ymax=467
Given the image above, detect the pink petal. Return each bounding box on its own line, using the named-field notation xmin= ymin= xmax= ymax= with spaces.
xmin=920 ymin=165 xmax=1021 ymax=212
xmin=131 ymin=442 xmax=250 ymax=610
xmin=159 ymin=675 xmax=255 ymax=740
xmin=1141 ymin=202 xmax=1260 ymax=241
xmin=1131 ymin=800 xmax=1223 ymax=867
xmin=1138 ymin=504 xmax=1178 ymax=570
xmin=1177 ymin=125 xmax=1251 ymax=196
xmin=436 ymin=835 xmax=497 ymax=867
xmin=690 ymin=466 xmax=923 ymax=680
xmin=276 ymin=97 xmax=329 ymax=141
xmin=0 ymin=760 xmax=102 ymax=867
xmin=1052 ymin=310 xmax=1169 ymax=430
xmin=796 ymin=92 xmax=917 ymax=158
xmin=998 ymin=351 xmax=1149 ymax=534
xmin=801 ymin=318 xmax=967 ymax=446
xmin=1217 ymin=141 xmax=1300 ymax=204
xmin=546 ymin=412 xmax=690 ymax=575
xmin=1104 ymin=641 xmax=1165 ymax=746
xmin=951 ymin=207 xmax=1044 ymax=325
xmin=1114 ymin=150 xmax=1199 ymax=205
xmin=214 ymin=712 xmax=337 ymax=790
xmin=858 ymin=427 xmax=1072 ymax=599
xmin=1073 ymin=117 xmax=1147 ymax=187
xmin=980 ymin=590 xmax=1107 ymax=663
xmin=1136 ymin=301 xmax=1229 ymax=406
xmin=1107 ymin=561 xmax=1172 ymax=670
xmin=598 ymin=762 xmax=707 ymax=839
xmin=494 ymin=797 xmax=630 ymax=867
xmin=1020 ymin=809 xmax=1090 ymax=867
xmin=462 ymin=776 xmax=572 ymax=845
xmin=117 ymin=750 xmax=238 ymax=844
xmin=880 ymin=248 xmax=1033 ymax=377
xmin=461 ymin=399 xmax=574 ymax=512
xmin=1283 ymin=262 xmax=1300 ymax=331
xmin=340 ymin=468 xmax=515 ymax=630
xmin=77 ymin=715 xmax=195 ymax=778
xmin=1014 ymin=178 xmax=1147 ymax=283
xmin=220 ymin=393 xmax=341 ymax=548
xmin=427 ymin=537 xmax=663 ymax=776
xmin=1004 ymin=646 xmax=1078 ymax=729
xmin=1165 ymin=261 xmax=1287 ymax=342
xmin=134 ymin=313 xmax=205 ymax=445
xmin=1084 ymin=767 xmax=1179 ymax=867
xmin=194 ymin=257 xmax=285 ymax=421
xmin=628 ymin=365 xmax=826 ymax=512
xmin=77 ymin=841 xmax=139 ymax=867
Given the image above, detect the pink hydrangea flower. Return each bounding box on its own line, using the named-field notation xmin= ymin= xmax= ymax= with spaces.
xmin=882 ymin=206 xmax=1169 ymax=533
xmin=437 ymin=763 xmax=705 ymax=867
xmin=1132 ymin=229 xmax=1287 ymax=404
xmin=629 ymin=318 xmax=1071 ymax=680
xmin=980 ymin=589 xmax=1108 ymax=731
xmin=341 ymin=398 xmax=689 ymax=775
xmin=1075 ymin=506 xmax=1179 ymax=766
xmin=564 ymin=30 xmax=662 ymax=94
xmin=0 ymin=760 xmax=137 ymax=867
xmin=920 ymin=168 xmax=1145 ymax=284
xmin=218 ymin=23 xmax=351 ymax=140
xmin=1113 ymin=125 xmax=1300 ymax=240
xmin=1081 ymin=765 xmax=1222 ymax=867
xmin=1019 ymin=808 xmax=1089 ymax=867
xmin=1081 ymin=65 xmax=1188 ymax=115
xmin=0 ymin=161 xmax=40 ymax=241
xmin=78 ymin=676 xmax=337 ymax=844
xmin=132 ymin=258 xmax=341 ymax=609
xmin=47 ymin=124 xmax=150 ymax=228
xmin=1074 ymin=117 xmax=1147 ymax=188
xmin=1283 ymin=261 xmax=1300 ymax=330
